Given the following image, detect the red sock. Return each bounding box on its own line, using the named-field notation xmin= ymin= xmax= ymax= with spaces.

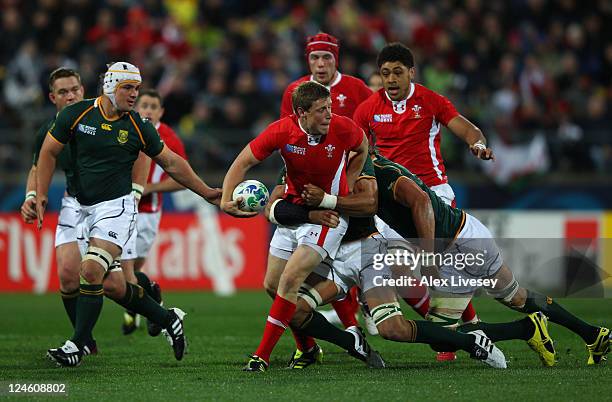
xmin=401 ymin=282 xmax=430 ymax=318
xmin=254 ymin=295 xmax=296 ymax=363
xmin=291 ymin=328 xmax=317 ymax=352
xmin=461 ymin=301 xmax=478 ymax=323
xmin=332 ymin=287 xmax=359 ymax=328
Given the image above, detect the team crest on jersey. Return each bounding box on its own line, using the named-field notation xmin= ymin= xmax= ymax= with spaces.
xmin=336 ymin=93 xmax=347 ymax=107
xmin=392 ymin=99 xmax=407 ymax=114
xmin=412 ymin=105 xmax=422 ymax=118
xmin=101 ymin=123 xmax=112 ymax=131
xmin=285 ymin=144 xmax=306 ymax=155
xmin=117 ymin=130 xmax=129 ymax=144
xmin=78 ymin=123 xmax=96 ymax=136
xmin=374 ymin=114 xmax=393 ymax=123
xmin=325 ymin=144 xmax=335 ymax=158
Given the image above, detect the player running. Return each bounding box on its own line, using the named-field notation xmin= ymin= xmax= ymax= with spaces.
xmin=36 ymin=62 xmax=221 ymax=367
xmin=267 ymin=157 xmax=507 ymax=369
xmin=221 ymin=81 xmax=368 ymax=372
xmin=280 ymin=32 xmax=374 ymax=335
xmin=353 ymin=42 xmax=493 ymax=359
xmin=303 ymin=151 xmax=609 ymax=367
xmin=121 ymin=89 xmax=188 ymax=337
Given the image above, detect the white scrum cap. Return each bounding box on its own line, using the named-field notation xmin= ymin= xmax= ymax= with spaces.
xmin=103 ymin=62 xmax=141 ymax=107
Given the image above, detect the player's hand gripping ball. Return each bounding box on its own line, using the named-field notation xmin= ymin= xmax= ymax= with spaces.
xmin=232 ymin=180 xmax=270 ymax=212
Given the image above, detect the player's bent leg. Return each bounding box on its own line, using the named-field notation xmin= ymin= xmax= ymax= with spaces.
xmin=119 ymin=258 xmax=140 ymax=335
xmin=489 ymin=264 xmax=608 ymax=365
xmin=364 ymin=287 xmax=506 ymax=369
xmin=291 ymin=274 xmax=385 ymax=368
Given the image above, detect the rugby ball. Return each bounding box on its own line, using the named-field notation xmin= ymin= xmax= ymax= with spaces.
xmin=232 ymin=180 xmax=270 ymax=212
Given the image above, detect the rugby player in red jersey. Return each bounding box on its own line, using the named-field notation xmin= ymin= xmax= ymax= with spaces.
xmin=221 ymin=81 xmax=369 ymax=372
xmin=353 ymin=42 xmax=494 ymax=361
xmin=279 ymin=33 xmax=372 ymax=339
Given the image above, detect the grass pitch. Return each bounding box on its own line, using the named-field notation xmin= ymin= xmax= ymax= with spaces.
xmin=0 ymin=292 xmax=610 ymax=401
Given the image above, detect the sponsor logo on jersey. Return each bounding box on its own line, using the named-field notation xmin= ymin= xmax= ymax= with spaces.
xmin=108 ymin=231 xmax=118 ymax=239
xmin=412 ymin=104 xmax=422 ymax=118
xmin=325 ymin=144 xmax=335 ymax=158
xmin=78 ymin=123 xmax=97 ymax=136
xmin=285 ymin=144 xmax=306 ymax=155
xmin=117 ymin=130 xmax=129 ymax=144
xmin=101 ymin=123 xmax=112 ymax=131
xmin=336 ymin=93 xmax=347 ymax=107
xmin=374 ymin=114 xmax=393 ymax=123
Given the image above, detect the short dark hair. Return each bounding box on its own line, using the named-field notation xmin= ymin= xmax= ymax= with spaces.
xmin=48 ymin=67 xmax=81 ymax=91
xmin=377 ymin=43 xmax=415 ymax=69
xmin=292 ymin=81 xmax=330 ymax=113
xmin=137 ymin=88 xmax=163 ymax=106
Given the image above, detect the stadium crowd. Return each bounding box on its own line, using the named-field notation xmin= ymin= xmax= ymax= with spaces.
xmin=0 ymin=0 xmax=610 ymax=179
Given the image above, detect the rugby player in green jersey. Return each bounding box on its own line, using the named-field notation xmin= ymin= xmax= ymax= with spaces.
xmin=300 ymin=152 xmax=610 ymax=367
xmin=36 ymin=62 xmax=221 ymax=367
xmin=265 ymin=157 xmax=508 ymax=369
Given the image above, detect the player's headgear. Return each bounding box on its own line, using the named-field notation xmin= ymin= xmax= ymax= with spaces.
xmin=305 ymin=33 xmax=339 ymax=67
xmin=103 ymin=62 xmax=141 ymax=108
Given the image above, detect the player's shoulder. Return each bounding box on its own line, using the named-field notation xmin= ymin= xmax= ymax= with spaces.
xmin=285 ymin=76 xmax=310 ymax=92
xmin=340 ymin=74 xmax=367 ymax=87
xmin=60 ymin=98 xmax=96 ymax=119
xmin=263 ymin=115 xmax=297 ymax=135
xmin=413 ymin=83 xmax=441 ymax=99
xmin=128 ymin=110 xmax=156 ymax=131
xmin=157 ymin=121 xmax=179 ymax=138
xmin=331 ymin=113 xmax=358 ymax=129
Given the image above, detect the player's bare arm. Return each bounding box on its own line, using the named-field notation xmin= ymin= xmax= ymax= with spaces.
xmin=131 ymin=151 xmax=151 ymax=202
xmin=35 ymin=134 xmax=65 ymax=228
xmin=301 ymin=176 xmax=377 ymax=216
xmin=345 ymin=134 xmax=369 ymax=190
xmin=20 ymin=165 xmax=38 ymax=223
xmin=143 ymin=177 xmax=184 ymax=195
xmin=447 ymin=115 xmax=495 ymax=161
xmin=220 ymin=145 xmax=260 ymax=217
xmin=392 ymin=176 xmax=435 ymax=253
xmin=153 ymin=146 xmax=221 ymax=206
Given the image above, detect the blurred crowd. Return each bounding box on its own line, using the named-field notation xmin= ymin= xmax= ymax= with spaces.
xmin=1 ymin=0 xmax=611 ymax=181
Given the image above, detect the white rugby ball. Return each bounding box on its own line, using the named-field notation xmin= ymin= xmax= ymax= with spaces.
xmin=232 ymin=180 xmax=270 ymax=212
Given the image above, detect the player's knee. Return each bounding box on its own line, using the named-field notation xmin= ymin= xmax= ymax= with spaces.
xmin=377 ymin=318 xmax=411 ymax=342
xmin=263 ymin=277 xmax=278 ymax=299
xmin=57 ymin=269 xmax=80 ymax=292
xmin=509 ymin=287 xmax=528 ymax=309
xmin=80 ymin=263 xmax=104 ymax=285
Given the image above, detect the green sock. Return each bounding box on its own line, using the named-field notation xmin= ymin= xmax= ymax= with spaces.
xmin=117 ymin=283 xmax=171 ymax=327
xmin=458 ymin=318 xmax=534 ymax=342
xmin=413 ymin=320 xmax=474 ymax=353
xmin=71 ymin=284 xmax=104 ymax=349
xmin=299 ymin=311 xmax=356 ymax=351
xmin=134 ymin=271 xmax=154 ymax=299
xmin=521 ymin=291 xmax=599 ymax=343
xmin=60 ymin=289 xmax=78 ymax=328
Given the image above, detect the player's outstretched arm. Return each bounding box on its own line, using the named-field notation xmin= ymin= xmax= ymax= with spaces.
xmin=220 ymin=145 xmax=261 ymax=217
xmin=36 ymin=135 xmax=64 ymax=228
xmin=20 ymin=165 xmax=38 ymax=223
xmin=301 ymin=176 xmax=377 ymax=217
xmin=345 ymin=134 xmax=369 ymax=190
xmin=153 ymin=146 xmax=221 ymax=205
xmin=447 ymin=115 xmax=494 ymax=161
xmin=144 ymin=178 xmax=184 ymax=195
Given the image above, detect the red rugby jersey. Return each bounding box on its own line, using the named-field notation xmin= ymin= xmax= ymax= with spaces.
xmin=353 ymin=83 xmax=459 ymax=187
xmin=139 ymin=122 xmax=187 ymax=213
xmin=250 ymin=114 xmax=364 ymax=205
xmin=280 ymin=73 xmax=372 ymax=119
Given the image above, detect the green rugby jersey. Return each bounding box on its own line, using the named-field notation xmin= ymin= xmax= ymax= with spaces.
xmin=33 ymin=117 xmax=77 ymax=196
xmin=48 ymin=97 xmax=164 ymax=205
xmin=276 ymin=157 xmax=377 ymax=242
xmin=372 ymin=153 xmax=465 ymax=240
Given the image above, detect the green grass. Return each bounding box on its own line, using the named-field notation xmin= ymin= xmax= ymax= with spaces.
xmin=0 ymin=292 xmax=610 ymax=401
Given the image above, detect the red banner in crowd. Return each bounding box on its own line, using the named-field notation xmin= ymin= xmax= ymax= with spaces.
xmin=0 ymin=212 xmax=269 ymax=294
